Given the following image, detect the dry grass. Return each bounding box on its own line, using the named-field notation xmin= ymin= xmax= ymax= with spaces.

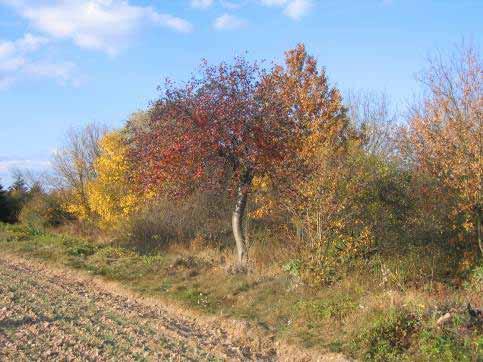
xmin=0 ymin=250 xmax=346 ymax=361
xmin=0 ymin=223 xmax=481 ymax=361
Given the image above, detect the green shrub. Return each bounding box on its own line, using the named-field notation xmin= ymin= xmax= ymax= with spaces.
xmin=82 ymin=246 xmax=165 ymax=280
xmin=366 ymin=243 xmax=468 ymax=290
xmin=296 ymin=294 xmax=358 ymax=322
xmin=0 ymin=222 xmax=31 ymax=242
xmin=296 ymin=153 xmax=415 ymax=286
xmin=418 ymin=328 xmax=474 ymax=362
xmin=283 ymin=259 xmax=302 ymax=277
xmin=19 ymin=192 xmax=72 ymax=228
xmin=464 ymin=265 xmax=483 ymax=293
xmin=92 ymin=246 xmax=137 ymax=260
xmin=62 ymin=237 xmax=97 ymax=257
xmin=356 ymin=308 xmax=421 ymax=361
xmin=173 ymin=286 xmax=218 ymax=312
xmin=25 ymin=224 xmax=44 ymax=236
xmin=3 ymin=176 xmax=29 ymax=223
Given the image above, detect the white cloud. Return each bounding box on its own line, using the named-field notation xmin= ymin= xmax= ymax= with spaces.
xmin=214 ymin=13 xmax=246 ymax=30
xmin=0 ymin=159 xmax=51 ymax=173
xmin=283 ymin=0 xmax=312 ymax=20
xmin=191 ymin=0 xmax=213 ymax=9
xmin=191 ymin=0 xmax=243 ymax=10
xmin=24 ymin=61 xmax=81 ymax=86
xmin=0 ymin=56 xmax=25 ymax=72
xmin=2 ymin=0 xmax=193 ymax=55
xmin=0 ymin=33 xmax=48 ymax=59
xmin=220 ymin=0 xmax=243 ymax=9
xmin=0 ymin=33 xmax=79 ymax=89
xmin=260 ymin=0 xmax=287 ymax=5
xmin=0 ymin=34 xmax=42 ymax=75
xmin=260 ymin=0 xmax=312 ymax=20
xmin=16 ymin=33 xmax=50 ymax=52
xmin=0 ymin=76 xmax=14 ymax=90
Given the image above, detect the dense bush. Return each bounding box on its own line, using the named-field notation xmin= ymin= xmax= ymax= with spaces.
xmin=2 ymin=177 xmax=29 ymax=223
xmin=118 ymin=190 xmax=233 ymax=252
xmin=1 ymin=177 xmax=47 ymax=224
xmin=357 ymin=308 xmax=421 ymax=361
xmin=19 ymin=192 xmax=73 ymax=228
xmin=352 ymin=305 xmax=480 ymax=361
xmin=400 ymin=44 xmax=482 ymax=255
xmin=0 ymin=183 xmax=11 ymax=222
xmin=290 ymin=148 xmax=416 ymax=285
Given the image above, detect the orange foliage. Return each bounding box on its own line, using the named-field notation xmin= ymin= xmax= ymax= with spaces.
xmin=401 ymin=43 xmax=482 ymax=253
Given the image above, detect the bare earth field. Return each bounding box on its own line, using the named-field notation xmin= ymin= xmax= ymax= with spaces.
xmin=0 ymin=255 xmax=346 ymax=361
xmin=0 ymin=255 xmax=267 ymax=361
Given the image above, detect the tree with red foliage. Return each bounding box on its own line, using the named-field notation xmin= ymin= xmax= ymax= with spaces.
xmin=130 ymin=45 xmax=348 ymax=268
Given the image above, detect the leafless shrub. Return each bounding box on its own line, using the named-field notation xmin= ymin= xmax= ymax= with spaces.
xmin=119 ymin=189 xmax=233 ymax=252
xmin=346 ymin=89 xmax=398 ymax=158
xmin=51 ymin=122 xmax=108 ymax=217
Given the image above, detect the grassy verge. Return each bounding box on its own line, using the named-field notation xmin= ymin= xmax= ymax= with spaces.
xmin=0 ymin=222 xmax=481 ymax=361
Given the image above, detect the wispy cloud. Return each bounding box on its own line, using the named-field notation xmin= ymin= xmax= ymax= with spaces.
xmin=214 ymin=13 xmax=246 ymax=30
xmin=1 ymin=0 xmax=193 ymax=55
xmin=0 ymin=33 xmax=49 ymax=68
xmin=0 ymin=158 xmax=51 ymax=173
xmin=260 ymin=0 xmax=287 ymax=5
xmin=191 ymin=0 xmax=244 ymax=10
xmin=260 ymin=0 xmax=313 ymax=20
xmin=283 ymin=0 xmax=312 ymax=20
xmin=0 ymin=157 xmax=52 ymax=186
xmin=0 ymin=76 xmax=14 ymax=90
xmin=220 ymin=0 xmax=244 ymax=10
xmin=191 ymin=0 xmax=214 ymax=9
xmin=24 ymin=61 xmax=81 ymax=86
xmin=0 ymin=33 xmax=79 ymax=89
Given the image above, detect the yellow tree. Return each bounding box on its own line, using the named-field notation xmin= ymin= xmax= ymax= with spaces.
xmin=87 ymin=130 xmax=142 ymax=229
xmin=52 ymin=123 xmax=106 ymax=220
xmin=401 ymin=43 xmax=482 ymax=254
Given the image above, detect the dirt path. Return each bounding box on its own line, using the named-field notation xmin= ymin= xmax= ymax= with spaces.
xmin=0 ymin=255 xmax=349 ymax=361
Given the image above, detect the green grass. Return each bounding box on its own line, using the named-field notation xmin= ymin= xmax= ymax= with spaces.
xmin=0 ymin=222 xmax=481 ymax=360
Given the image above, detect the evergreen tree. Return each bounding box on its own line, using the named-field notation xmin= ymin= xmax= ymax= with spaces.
xmin=9 ymin=175 xmax=28 ymax=194
xmin=7 ymin=175 xmax=29 ymax=223
xmin=0 ymin=183 xmax=11 ymax=222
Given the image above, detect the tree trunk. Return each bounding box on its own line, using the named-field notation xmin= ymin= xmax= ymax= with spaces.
xmin=477 ymin=205 xmax=482 ymax=256
xmin=232 ymin=170 xmax=252 ymax=269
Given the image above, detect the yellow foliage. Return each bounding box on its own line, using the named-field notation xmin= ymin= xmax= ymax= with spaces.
xmin=87 ymin=131 xmax=145 ymax=229
xmin=63 ymin=190 xmax=91 ymax=221
xmin=250 ymin=44 xmax=355 ymax=221
xmin=250 ymin=176 xmax=275 ymax=219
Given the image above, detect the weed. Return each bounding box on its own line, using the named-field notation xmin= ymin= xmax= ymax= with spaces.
xmin=418 ymin=328 xmax=476 ymax=361
xmin=355 ymin=308 xmax=421 ymax=361
xmin=296 ymin=294 xmax=358 ymax=322
xmin=283 ymin=259 xmax=302 ymax=277
xmin=65 ymin=242 xmax=97 ymax=257
xmin=174 ymin=287 xmax=218 ymax=313
xmin=464 ymin=265 xmax=483 ymax=293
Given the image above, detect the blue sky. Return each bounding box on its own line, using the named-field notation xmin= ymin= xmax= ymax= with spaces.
xmin=0 ymin=0 xmax=481 ymax=185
